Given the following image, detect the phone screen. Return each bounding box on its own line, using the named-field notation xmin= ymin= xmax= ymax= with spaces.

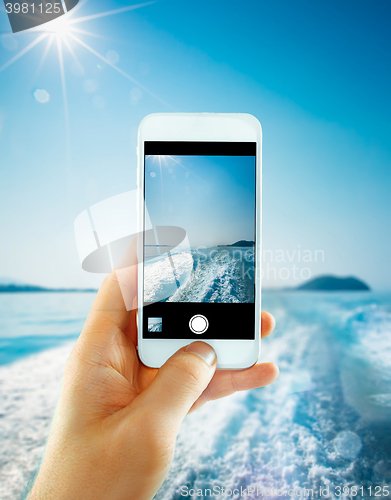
xmin=143 ymin=141 xmax=257 ymax=340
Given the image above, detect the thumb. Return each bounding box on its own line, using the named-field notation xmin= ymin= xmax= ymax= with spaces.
xmin=139 ymin=342 xmax=217 ymax=427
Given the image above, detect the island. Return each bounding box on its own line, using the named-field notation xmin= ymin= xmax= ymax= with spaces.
xmin=218 ymin=240 xmax=255 ymax=247
xmin=295 ymin=275 xmax=370 ymax=291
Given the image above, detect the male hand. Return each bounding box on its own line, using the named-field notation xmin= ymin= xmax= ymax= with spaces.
xmin=28 ymin=272 xmax=278 ymax=500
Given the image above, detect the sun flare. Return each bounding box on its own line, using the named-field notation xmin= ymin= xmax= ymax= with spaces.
xmin=0 ymin=1 xmax=167 ymax=167
xmin=46 ymin=15 xmax=72 ymax=37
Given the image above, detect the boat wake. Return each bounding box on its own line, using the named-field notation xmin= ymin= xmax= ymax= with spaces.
xmin=144 ymin=247 xmax=255 ymax=304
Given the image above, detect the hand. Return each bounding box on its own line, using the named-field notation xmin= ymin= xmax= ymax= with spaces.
xmin=28 ymin=272 xmax=279 ymax=500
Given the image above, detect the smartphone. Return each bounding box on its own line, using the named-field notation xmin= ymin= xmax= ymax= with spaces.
xmin=137 ymin=113 xmax=261 ymax=369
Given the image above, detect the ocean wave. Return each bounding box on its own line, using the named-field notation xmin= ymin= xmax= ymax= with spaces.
xmin=335 ymin=299 xmax=391 ymax=422
xmin=0 ymin=343 xmax=73 ymax=500
xmin=144 ymin=251 xmax=193 ymax=302
xmin=1 ymin=292 xmax=390 ymax=499
xmin=168 ymin=248 xmax=254 ymax=303
xmin=345 ymin=302 xmax=391 ymax=379
xmin=154 ymin=292 xmax=391 ymax=499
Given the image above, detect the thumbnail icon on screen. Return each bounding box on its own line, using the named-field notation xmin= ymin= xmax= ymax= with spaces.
xmin=148 ymin=317 xmax=162 ymax=332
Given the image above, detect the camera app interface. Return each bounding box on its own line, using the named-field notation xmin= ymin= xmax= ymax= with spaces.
xmin=143 ymin=142 xmax=256 ymax=340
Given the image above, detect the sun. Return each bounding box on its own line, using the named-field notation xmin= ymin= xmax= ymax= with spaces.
xmin=47 ymin=15 xmax=72 ymax=38
xmin=0 ymin=1 xmax=167 ymax=165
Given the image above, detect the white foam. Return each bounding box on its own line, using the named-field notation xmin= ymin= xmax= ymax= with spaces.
xmin=154 ymin=295 xmax=391 ymax=498
xmin=0 ymin=344 xmax=73 ymax=500
xmin=168 ymin=250 xmax=254 ymax=303
xmin=1 ymin=293 xmax=390 ymax=499
xmin=144 ymin=251 xmax=193 ymax=302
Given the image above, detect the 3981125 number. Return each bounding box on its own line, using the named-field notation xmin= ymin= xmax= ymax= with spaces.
xmin=335 ymin=486 xmax=390 ymax=497
xmin=5 ymin=3 xmax=62 ymax=15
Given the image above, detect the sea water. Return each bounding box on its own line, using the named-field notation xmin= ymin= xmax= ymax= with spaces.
xmin=144 ymin=246 xmax=255 ymax=303
xmin=0 ymin=291 xmax=391 ymax=499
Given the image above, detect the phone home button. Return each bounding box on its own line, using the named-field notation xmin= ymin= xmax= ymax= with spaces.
xmin=189 ymin=315 xmax=209 ymax=334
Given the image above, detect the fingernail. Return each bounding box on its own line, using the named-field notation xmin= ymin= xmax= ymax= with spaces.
xmin=185 ymin=342 xmax=216 ymax=366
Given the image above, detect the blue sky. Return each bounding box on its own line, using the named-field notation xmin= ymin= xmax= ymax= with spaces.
xmin=145 ymin=155 xmax=256 ymax=247
xmin=0 ymin=0 xmax=390 ymax=289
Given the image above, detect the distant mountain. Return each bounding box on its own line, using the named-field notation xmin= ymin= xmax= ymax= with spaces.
xmin=0 ymin=283 xmax=97 ymax=293
xmin=218 ymin=240 xmax=255 ymax=247
xmin=296 ymin=275 xmax=370 ymax=291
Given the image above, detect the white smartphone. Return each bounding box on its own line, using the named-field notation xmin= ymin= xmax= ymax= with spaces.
xmin=137 ymin=113 xmax=262 ymax=369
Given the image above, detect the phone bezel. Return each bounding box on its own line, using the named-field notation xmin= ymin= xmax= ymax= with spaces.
xmin=137 ymin=113 xmax=262 ymax=369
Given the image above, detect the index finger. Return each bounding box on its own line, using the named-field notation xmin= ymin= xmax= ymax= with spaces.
xmin=80 ymin=272 xmax=132 ymax=346
xmin=79 ymin=237 xmax=139 ymax=346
